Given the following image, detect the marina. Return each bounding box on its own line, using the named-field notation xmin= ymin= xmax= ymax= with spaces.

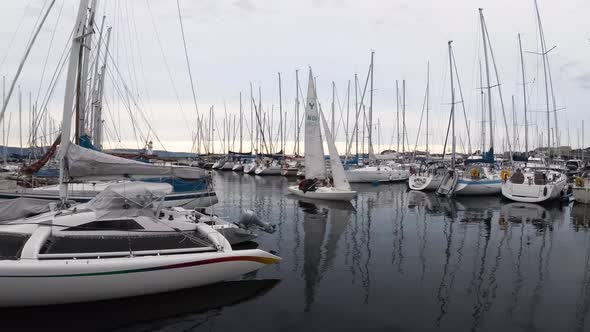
xmin=0 ymin=0 xmax=589 ymax=331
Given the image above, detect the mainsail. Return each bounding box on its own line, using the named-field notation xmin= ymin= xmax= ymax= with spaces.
xmin=319 ymin=108 xmax=351 ymax=191
xmin=303 ymin=69 xmax=327 ymax=180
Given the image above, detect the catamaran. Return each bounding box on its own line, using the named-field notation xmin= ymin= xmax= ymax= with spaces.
xmin=287 ymin=69 xmax=356 ymax=202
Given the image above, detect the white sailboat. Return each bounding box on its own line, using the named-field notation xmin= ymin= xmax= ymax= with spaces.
xmin=0 ymin=0 xmax=280 ymax=307
xmin=409 ymin=160 xmax=448 ymax=191
xmin=501 ymin=1 xmax=568 ymax=204
xmin=288 ymin=69 xmax=356 ymax=202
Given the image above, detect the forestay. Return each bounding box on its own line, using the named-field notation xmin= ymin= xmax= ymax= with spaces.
xmin=303 ymin=69 xmax=327 ymax=180
xmin=65 ymin=144 xmax=207 ymax=181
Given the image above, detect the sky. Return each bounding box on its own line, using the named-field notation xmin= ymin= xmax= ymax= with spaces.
xmin=0 ymin=0 xmax=589 ymax=155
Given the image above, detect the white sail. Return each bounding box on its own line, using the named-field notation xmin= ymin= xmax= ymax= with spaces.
xmin=303 ymin=68 xmax=327 ymax=180
xmin=65 ymin=144 xmax=207 ymax=181
xmin=319 ymin=108 xmax=351 ymax=191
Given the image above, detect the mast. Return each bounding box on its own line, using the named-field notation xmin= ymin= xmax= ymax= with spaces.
xmin=278 ymin=72 xmax=283 ymax=157
xmin=449 ymin=41 xmax=456 ymax=169
xmin=294 ymin=70 xmax=300 ymax=156
xmin=92 ymin=26 xmax=111 ymax=150
xmin=0 ymin=0 xmax=56 ymax=128
xmin=57 ymin=0 xmax=90 ymax=201
xmin=533 ymin=0 xmax=552 ymax=155
xmin=18 ymin=86 xmax=22 ymax=157
xmin=355 ymin=74 xmax=359 ymax=159
xmin=250 ymin=82 xmax=254 ymax=153
xmin=479 ymin=8 xmax=494 ymax=153
xmin=368 ymin=51 xmax=375 ymax=160
xmin=426 ymin=62 xmax=430 ymax=159
xmin=331 ymin=81 xmax=335 ymax=138
xmin=402 ymin=80 xmax=406 ymax=155
xmin=512 ymin=95 xmax=516 ymax=153
xmin=239 ymin=92 xmax=243 ymax=153
xmin=396 ymin=80 xmax=400 ymax=152
xmin=76 ymin=0 xmax=97 ymax=143
xmin=346 ymin=80 xmax=350 ymax=157
xmin=518 ymin=33 xmax=529 ymax=155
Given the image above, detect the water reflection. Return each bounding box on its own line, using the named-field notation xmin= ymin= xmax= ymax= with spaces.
xmin=15 ymin=172 xmax=585 ymax=332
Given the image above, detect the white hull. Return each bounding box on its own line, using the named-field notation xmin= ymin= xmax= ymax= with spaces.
xmin=211 ymin=161 xmax=225 ymax=169
xmin=0 ymin=249 xmax=278 ymax=307
xmin=220 ymin=162 xmax=235 ymax=170
xmin=345 ymin=168 xmax=409 ymax=183
xmin=573 ymin=187 xmax=590 ymax=204
xmin=232 ymin=164 xmax=244 ymax=171
xmin=287 ymin=185 xmax=356 ymax=202
xmin=502 ymin=177 xmax=567 ymax=203
xmin=436 ymin=171 xmax=458 ymax=196
xmin=243 ymin=164 xmax=257 ymax=174
xmin=408 ymin=174 xmax=443 ymax=191
xmin=255 ymin=165 xmax=282 ymax=175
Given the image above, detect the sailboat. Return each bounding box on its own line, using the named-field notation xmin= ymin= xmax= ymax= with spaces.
xmin=287 ymin=69 xmax=356 ymax=202
xmin=344 ymin=52 xmax=409 ymax=183
xmin=453 ymin=9 xmax=502 ymax=196
xmin=501 ymin=1 xmax=567 ymax=204
xmin=0 ymin=0 xmax=280 ymax=307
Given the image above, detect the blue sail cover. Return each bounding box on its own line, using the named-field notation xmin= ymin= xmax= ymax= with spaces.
xmin=465 ymin=147 xmax=495 ymax=165
xmin=79 ymin=134 xmax=97 ymax=150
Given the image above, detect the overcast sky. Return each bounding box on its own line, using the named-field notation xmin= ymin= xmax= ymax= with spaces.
xmin=0 ymin=0 xmax=589 ymax=154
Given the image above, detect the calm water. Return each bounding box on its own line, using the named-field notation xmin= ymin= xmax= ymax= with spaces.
xmin=5 ymin=171 xmax=590 ymax=332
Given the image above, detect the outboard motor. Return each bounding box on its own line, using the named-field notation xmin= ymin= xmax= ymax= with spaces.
xmin=238 ymin=209 xmax=276 ymax=233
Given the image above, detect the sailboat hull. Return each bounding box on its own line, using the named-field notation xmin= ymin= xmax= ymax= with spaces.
xmin=287 ymin=185 xmax=356 ymax=202
xmin=232 ymin=164 xmax=244 ymax=172
xmin=408 ymin=174 xmax=443 ymax=191
xmin=436 ymin=171 xmax=458 ymax=196
xmin=502 ymin=177 xmax=567 ymax=203
xmin=255 ymin=165 xmax=282 ymax=175
xmin=573 ymin=187 xmax=590 ymax=204
xmin=345 ymin=168 xmax=409 ymax=183
xmin=454 ymin=179 xmax=502 ymax=195
xmin=220 ymin=162 xmax=235 ymax=170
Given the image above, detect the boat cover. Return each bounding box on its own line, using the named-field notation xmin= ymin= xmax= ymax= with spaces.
xmin=65 ymin=144 xmax=208 ymax=181
xmin=0 ymin=198 xmax=52 ymax=223
xmin=86 ymin=182 xmax=172 ymax=219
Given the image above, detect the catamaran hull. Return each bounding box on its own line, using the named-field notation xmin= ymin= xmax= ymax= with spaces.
xmin=0 ymin=190 xmax=218 ymax=209
xmin=453 ymin=179 xmax=502 ymax=195
xmin=408 ymin=174 xmax=443 ymax=191
xmin=502 ymin=180 xmax=567 ymax=203
xmin=0 ymin=249 xmax=279 ymax=307
xmin=255 ymin=166 xmax=282 ymax=176
xmin=287 ymin=185 xmax=356 ymax=202
xmin=345 ymin=170 xmax=409 ymax=183
xmin=573 ymin=187 xmax=590 ymax=204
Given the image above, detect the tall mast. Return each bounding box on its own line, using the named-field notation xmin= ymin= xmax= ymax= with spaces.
xmin=92 ymin=26 xmax=111 ymax=150
xmin=396 ymin=80 xmax=400 ymax=152
xmin=512 ymin=95 xmax=516 ymax=153
xmin=346 ymin=80 xmax=350 ymax=156
xmin=355 ymin=74 xmax=359 ymax=159
xmin=57 ymin=0 xmax=90 ymax=201
xmin=331 ymin=81 xmax=335 ymax=138
xmin=76 ymin=0 xmax=97 ymax=143
xmin=449 ymin=41 xmax=456 ymax=169
xmin=402 ymin=80 xmax=406 ymax=155
xmin=368 ymin=51 xmax=375 ymax=160
xmin=278 ymin=72 xmax=283 ymax=157
xmin=479 ymin=61 xmax=485 ymax=153
xmin=294 ymin=70 xmax=300 ymax=156
xmin=533 ymin=0 xmax=552 ymax=155
xmin=18 ymin=86 xmax=22 ymax=157
xmin=426 ymin=62 xmax=430 ymax=158
xmin=239 ymin=92 xmax=243 ymax=153
xmin=250 ymin=82 xmax=254 ymax=153
xmin=518 ymin=33 xmax=528 ymax=154
xmin=479 ymin=8 xmax=494 ymax=152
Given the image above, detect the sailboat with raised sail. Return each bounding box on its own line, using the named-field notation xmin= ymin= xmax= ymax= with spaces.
xmin=288 ymin=68 xmax=356 ymax=202
xmin=0 ymin=0 xmax=280 ymax=307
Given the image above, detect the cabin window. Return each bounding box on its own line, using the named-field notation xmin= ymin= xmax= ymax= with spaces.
xmin=0 ymin=233 xmax=30 ymax=260
xmin=63 ymin=219 xmax=144 ymax=232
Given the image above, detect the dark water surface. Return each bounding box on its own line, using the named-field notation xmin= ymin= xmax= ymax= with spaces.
xmin=4 ymin=171 xmax=590 ymax=332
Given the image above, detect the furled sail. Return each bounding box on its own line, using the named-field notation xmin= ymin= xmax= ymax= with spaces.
xmin=65 ymin=144 xmax=207 ymax=181
xmin=319 ymin=108 xmax=351 ymax=191
xmin=303 ymin=68 xmax=327 ymax=180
